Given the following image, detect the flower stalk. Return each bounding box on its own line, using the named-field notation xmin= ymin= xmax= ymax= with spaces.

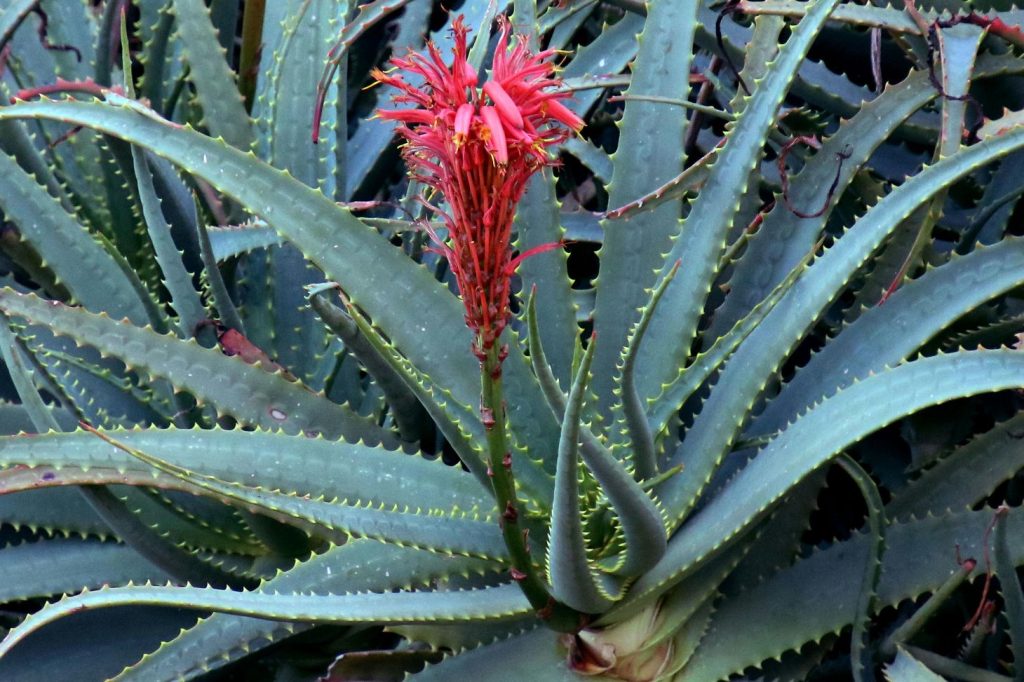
xmin=370 ymin=15 xmax=584 ymax=627
xmin=480 ymin=343 xmax=580 ymax=630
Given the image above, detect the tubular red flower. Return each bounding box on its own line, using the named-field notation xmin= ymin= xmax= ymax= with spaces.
xmin=373 ymin=16 xmax=583 ymax=358
xmin=480 ymin=105 xmax=509 ymax=165
xmin=454 ymin=103 xmax=474 ymax=139
xmin=483 ymin=80 xmax=524 ymax=130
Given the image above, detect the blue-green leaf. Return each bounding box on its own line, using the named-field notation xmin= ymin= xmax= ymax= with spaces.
xmin=0 ymin=583 xmax=533 ymax=660
xmin=548 ymin=336 xmax=615 ymax=612
xmin=0 ymin=151 xmax=151 ymax=326
xmin=0 ymin=427 xmax=492 ymax=514
xmin=888 ymin=413 xmax=1024 ymax=521
xmin=753 ymin=238 xmax=1024 ymax=438
xmin=0 ymin=536 xmax=167 ymax=602
xmin=411 ymin=627 xmax=569 ymax=681
xmin=619 ymin=351 xmax=1024 ymax=620
xmin=0 ymin=288 xmax=387 ymax=444
xmin=637 ymin=0 xmax=841 ymax=407
xmin=115 ymin=541 xmax=496 ymax=681
xmin=994 ymin=508 xmax=1024 ymax=681
xmin=170 ymin=0 xmax=254 ymax=149
xmin=0 ymin=99 xmax=562 ymax=463
xmin=658 ymin=120 xmax=1024 ymax=530
xmin=590 ymin=0 xmax=696 ymax=418
xmin=131 ymin=148 xmax=208 ymax=337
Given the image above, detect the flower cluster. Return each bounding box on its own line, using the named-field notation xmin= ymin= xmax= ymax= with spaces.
xmin=373 ymin=17 xmax=583 ymax=359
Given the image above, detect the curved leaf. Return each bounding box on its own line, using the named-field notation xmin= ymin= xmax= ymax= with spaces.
xmin=0 ymin=538 xmax=170 ymax=603
xmin=754 ymin=237 xmax=1024 ymax=437
xmin=590 ymin=0 xmax=696 ymax=417
xmin=0 ymin=427 xmax=492 ymax=514
xmin=170 ymin=0 xmax=254 ymax=149
xmin=647 ymin=239 xmax=814 ymax=441
xmin=619 ymin=260 xmax=679 ymax=480
xmin=309 ymin=287 xmax=429 ymax=444
xmin=0 ymin=151 xmax=150 ymax=326
xmin=81 ymin=426 xmax=509 ymax=560
xmin=116 ymin=540 xmax=496 ymax=681
xmin=681 ymin=508 xmax=1024 ymax=681
xmin=705 ymin=68 xmax=939 ymax=342
xmin=658 ymin=120 xmax=1024 ymax=530
xmin=888 ymin=413 xmax=1024 ymax=521
xmin=514 ymin=169 xmax=576 ymax=387
xmin=0 ymin=488 xmax=109 ymax=539
xmin=994 ymin=509 xmax=1024 ymax=680
xmin=837 ymin=455 xmax=886 ymax=682
xmin=619 ymin=351 xmax=1024 ymax=620
xmin=0 ymin=289 xmax=387 ymax=444
xmin=0 ymin=583 xmax=533 ymax=661
xmin=548 ymin=336 xmax=615 ymax=612
xmin=637 ymin=0 xmax=841 ymax=406
xmin=411 ymin=627 xmax=570 ymax=681
xmin=131 ymin=149 xmax=208 ymax=337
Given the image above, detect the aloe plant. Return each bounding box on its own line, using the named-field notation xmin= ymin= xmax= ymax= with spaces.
xmin=4 ymin=0 xmax=1024 ymax=680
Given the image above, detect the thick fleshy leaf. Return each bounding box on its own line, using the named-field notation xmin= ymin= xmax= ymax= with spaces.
xmin=618 ymin=351 xmax=1024 ymax=620
xmin=590 ymin=0 xmax=696 ymax=419
xmin=0 ymin=289 xmax=387 ymax=444
xmin=658 ymin=122 xmax=1024 ymax=530
xmin=115 ymin=541 xmax=496 ymax=681
xmin=0 ymin=427 xmax=492 ymax=513
xmin=0 ymin=538 xmax=170 ymax=603
xmin=682 ymin=507 xmax=1024 ymax=681
xmin=170 ymin=0 xmax=254 ymax=149
xmin=636 ymin=0 xmax=841 ymax=409
xmin=0 ymin=583 xmax=533 ymax=660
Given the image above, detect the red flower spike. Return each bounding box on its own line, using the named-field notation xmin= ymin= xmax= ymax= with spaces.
xmin=373 ymin=16 xmax=583 ymax=359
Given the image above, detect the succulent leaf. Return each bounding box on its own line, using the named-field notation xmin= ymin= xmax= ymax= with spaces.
xmin=684 ymin=508 xmax=1024 ymax=680
xmin=836 ymin=455 xmax=887 ymax=682
xmin=0 ymin=288 xmax=387 ymax=443
xmin=7 ymin=4 xmax=1024 ymax=678
xmin=590 ymin=0 xmax=695 ymax=419
xmin=754 ymin=237 xmax=1024 ymax=439
xmin=131 ymin=148 xmax=208 ymax=338
xmin=548 ymin=333 xmax=617 ymax=612
xmin=0 ymin=537 xmax=171 ymax=603
xmin=0 ymin=582 xmax=534 ymax=662
xmin=115 ymin=540 xmax=497 ymax=681
xmin=0 ymin=151 xmax=152 ymax=326
xmin=169 ymin=0 xmax=254 ymax=150
xmin=658 ymin=124 xmax=1024 ymax=531
xmin=629 ymin=351 xmax=1024 ymax=619
xmin=994 ymin=508 xmax=1024 ymax=679
xmin=637 ymin=0 xmax=841 ymax=410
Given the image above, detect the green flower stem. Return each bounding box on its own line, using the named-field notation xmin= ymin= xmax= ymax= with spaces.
xmin=480 ymin=342 xmax=579 ymax=633
xmin=238 ymin=0 xmax=266 ymax=112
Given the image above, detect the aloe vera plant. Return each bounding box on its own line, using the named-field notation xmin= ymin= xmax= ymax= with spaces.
xmin=5 ymin=0 xmax=1024 ymax=680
